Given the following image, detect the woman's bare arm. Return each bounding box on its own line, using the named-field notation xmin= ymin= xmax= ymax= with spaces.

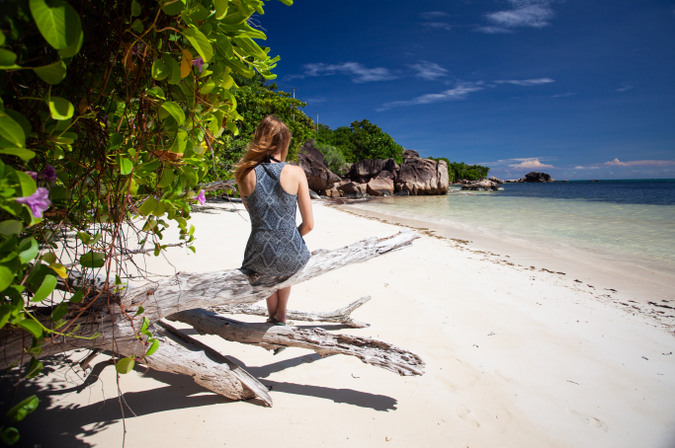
xmin=295 ymin=168 xmax=314 ymax=236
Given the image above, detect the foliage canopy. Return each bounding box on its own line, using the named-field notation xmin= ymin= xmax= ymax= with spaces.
xmin=0 ymin=0 xmax=291 ymax=440
xmin=317 ymin=119 xmax=404 ymax=164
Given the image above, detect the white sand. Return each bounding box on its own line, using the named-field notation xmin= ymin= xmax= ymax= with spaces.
xmin=17 ymin=200 xmax=675 ymax=447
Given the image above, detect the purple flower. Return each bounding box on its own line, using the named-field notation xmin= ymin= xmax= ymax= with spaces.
xmin=40 ymin=165 xmax=57 ymax=183
xmin=15 ymin=187 xmax=51 ymax=218
xmin=192 ymin=57 xmax=204 ymax=73
xmin=196 ymin=190 xmax=206 ymax=205
xmin=26 ymin=171 xmax=37 ymax=180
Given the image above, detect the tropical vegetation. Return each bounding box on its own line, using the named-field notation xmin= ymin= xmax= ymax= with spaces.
xmin=429 ymin=157 xmax=490 ymax=182
xmin=0 ymin=0 xmax=290 ymax=443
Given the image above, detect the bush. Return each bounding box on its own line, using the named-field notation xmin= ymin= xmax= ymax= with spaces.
xmin=315 ymin=142 xmax=349 ymax=175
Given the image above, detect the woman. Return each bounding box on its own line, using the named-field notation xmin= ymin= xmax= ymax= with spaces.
xmin=235 ymin=116 xmax=314 ymax=325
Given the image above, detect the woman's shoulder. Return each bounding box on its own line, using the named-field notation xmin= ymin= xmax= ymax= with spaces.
xmin=282 ymin=163 xmax=307 ymax=178
xmin=238 ymin=167 xmax=257 ymax=196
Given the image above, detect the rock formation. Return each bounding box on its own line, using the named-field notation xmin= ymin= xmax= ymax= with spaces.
xmin=520 ymin=171 xmax=553 ymax=182
xmin=299 ymin=146 xmax=448 ymax=198
xmin=395 ymin=152 xmax=449 ymax=195
xmin=297 ymin=140 xmax=341 ymax=194
xmin=460 ymin=179 xmax=502 ymax=191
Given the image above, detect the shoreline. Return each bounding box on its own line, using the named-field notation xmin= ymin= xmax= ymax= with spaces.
xmin=334 ymin=197 xmax=675 ymax=331
xmin=11 ymin=200 xmax=675 ymax=447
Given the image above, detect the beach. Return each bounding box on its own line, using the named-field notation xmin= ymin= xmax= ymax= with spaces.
xmin=18 ymin=200 xmax=675 ymax=447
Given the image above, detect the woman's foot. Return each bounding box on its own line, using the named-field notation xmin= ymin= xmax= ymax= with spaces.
xmin=266 ymin=317 xmax=286 ymax=326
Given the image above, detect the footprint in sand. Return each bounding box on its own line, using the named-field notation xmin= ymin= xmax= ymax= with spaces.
xmin=585 ymin=416 xmax=608 ymax=431
xmin=457 ymin=407 xmax=481 ymax=428
xmin=569 ymin=410 xmax=608 ymax=432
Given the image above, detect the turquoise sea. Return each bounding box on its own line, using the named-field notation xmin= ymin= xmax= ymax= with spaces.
xmin=345 ymin=180 xmax=675 ymax=276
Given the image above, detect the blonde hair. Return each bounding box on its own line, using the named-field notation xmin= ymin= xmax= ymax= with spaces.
xmin=234 ymin=116 xmax=292 ymax=184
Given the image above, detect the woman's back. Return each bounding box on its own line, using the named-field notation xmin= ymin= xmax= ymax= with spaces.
xmin=241 ymin=162 xmax=309 ymax=277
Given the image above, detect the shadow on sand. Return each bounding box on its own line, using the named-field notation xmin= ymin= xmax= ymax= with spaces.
xmin=2 ymin=348 xmax=397 ymax=446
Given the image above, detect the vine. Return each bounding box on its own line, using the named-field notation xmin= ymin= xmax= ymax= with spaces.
xmin=0 ymin=0 xmax=291 ymax=444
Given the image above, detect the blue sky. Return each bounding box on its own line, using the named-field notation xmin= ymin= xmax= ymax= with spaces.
xmin=257 ymin=1 xmax=675 ymax=180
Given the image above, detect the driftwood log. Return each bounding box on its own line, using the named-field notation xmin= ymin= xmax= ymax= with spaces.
xmin=1 ymin=232 xmax=423 ymax=406
xmin=216 ymin=296 xmax=373 ymax=328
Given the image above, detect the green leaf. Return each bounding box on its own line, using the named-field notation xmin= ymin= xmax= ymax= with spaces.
xmin=7 ymin=395 xmax=39 ymax=422
xmin=213 ymin=0 xmax=228 ymax=19
xmin=145 ymin=338 xmax=160 ymax=356
xmin=109 ymin=132 xmax=123 ymax=149
xmin=17 ymin=319 xmax=43 ymax=339
xmin=0 ymin=220 xmax=23 ymax=236
xmin=160 ymin=101 xmax=185 ymax=125
xmin=119 ymin=157 xmax=133 ymax=175
xmin=151 ymin=58 xmax=170 ymax=80
xmin=277 ymin=0 xmax=293 ymax=5
xmin=51 ymin=303 xmax=68 ymax=322
xmin=69 ymin=289 xmax=84 ymax=304
xmin=131 ymin=0 xmax=141 ymax=16
xmin=41 ymin=252 xmax=57 ymax=264
xmin=0 ymin=49 xmax=20 ymax=69
xmin=146 ymin=86 xmax=165 ymax=100
xmin=167 ymin=58 xmax=182 ymax=85
xmin=233 ymin=36 xmax=267 ymax=59
xmin=0 ymin=266 xmax=14 ymax=292
xmin=161 ymin=0 xmax=185 ymax=15
xmin=131 ymin=18 xmax=144 ymax=34
xmin=0 ymin=112 xmax=26 ymax=148
xmin=48 ymin=96 xmax=74 ymax=120
xmin=183 ymin=27 xmax=213 ymax=62
xmin=0 ymin=148 xmax=36 ymax=161
xmin=76 ymin=231 xmax=90 ymax=244
xmin=25 ymin=358 xmax=43 ymax=379
xmin=16 ymin=171 xmax=37 ymax=197
xmin=115 ymin=357 xmax=135 ymax=374
xmin=0 ymin=427 xmax=19 ymax=446
xmin=157 ymin=169 xmax=175 ymax=188
xmin=18 ymin=237 xmax=39 ymax=264
xmin=0 ymin=304 xmax=13 ymax=329
xmin=31 ymin=274 xmax=56 ymax=302
xmin=58 ymin=28 xmax=83 ymax=59
xmin=79 ymin=251 xmax=105 ymax=268
xmin=222 ymin=11 xmax=250 ymax=26
xmin=140 ymin=317 xmax=149 ymax=334
xmin=138 ymin=196 xmax=159 ymax=216
xmin=29 ymin=0 xmax=82 ymax=50
xmin=33 ymin=60 xmax=67 ymax=85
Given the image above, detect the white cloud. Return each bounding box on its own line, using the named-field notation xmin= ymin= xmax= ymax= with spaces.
xmin=616 ymin=83 xmax=633 ymax=93
xmin=420 ymin=11 xmax=452 ymax=30
xmin=420 ymin=11 xmax=450 ymax=20
xmin=508 ymin=158 xmax=554 ymax=169
xmin=378 ymin=82 xmax=484 ymax=111
xmin=298 ymin=62 xmax=398 ymax=83
xmin=377 ymin=75 xmax=554 ymax=111
xmin=479 ymin=0 xmax=554 ymax=33
xmin=604 ymin=158 xmax=675 ymax=167
xmin=409 ymin=61 xmax=449 ymax=80
xmin=496 ymin=78 xmax=555 ymax=86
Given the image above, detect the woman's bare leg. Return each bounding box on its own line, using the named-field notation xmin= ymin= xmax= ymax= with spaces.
xmin=266 ymin=290 xmax=279 ymax=320
xmin=274 ymin=286 xmax=291 ymax=323
xmin=266 ymin=286 xmax=291 ymax=323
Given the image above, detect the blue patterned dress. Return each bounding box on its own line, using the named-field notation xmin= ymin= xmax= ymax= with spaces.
xmin=241 ymin=162 xmax=310 ymax=278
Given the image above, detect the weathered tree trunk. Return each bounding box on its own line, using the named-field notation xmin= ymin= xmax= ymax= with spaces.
xmin=170 ymin=309 xmax=425 ymax=376
xmin=216 ymin=296 xmax=372 ymax=328
xmin=1 ymin=232 xmax=422 ymax=405
xmin=150 ymin=321 xmax=272 ymax=405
